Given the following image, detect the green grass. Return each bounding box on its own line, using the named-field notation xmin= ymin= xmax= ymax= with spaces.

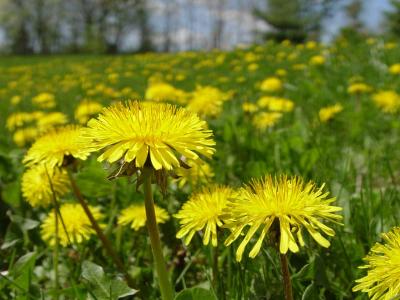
xmin=0 ymin=39 xmax=400 ymax=299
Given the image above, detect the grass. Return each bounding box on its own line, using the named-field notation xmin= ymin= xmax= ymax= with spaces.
xmin=0 ymin=39 xmax=399 ymax=299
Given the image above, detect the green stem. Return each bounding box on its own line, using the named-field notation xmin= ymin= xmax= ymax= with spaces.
xmin=211 ymin=244 xmax=219 ymax=291
xmin=142 ymin=167 xmax=174 ymax=300
xmin=53 ymin=204 xmax=60 ymax=299
xmin=45 ymin=168 xmax=60 ymax=299
xmin=67 ymin=169 xmax=135 ymax=288
xmin=279 ymin=253 xmax=293 ymax=300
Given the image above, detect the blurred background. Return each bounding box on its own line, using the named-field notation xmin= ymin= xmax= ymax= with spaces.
xmin=0 ymin=0 xmax=397 ymax=54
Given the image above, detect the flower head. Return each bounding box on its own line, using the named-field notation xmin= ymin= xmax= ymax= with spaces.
xmin=36 ymin=112 xmax=68 ymax=132
xmin=224 ymin=175 xmax=342 ymax=261
xmin=389 ymin=63 xmax=400 ymax=75
xmin=347 ymin=83 xmax=372 ymax=94
xmin=74 ymin=100 xmax=103 ymax=124
xmin=175 ymin=159 xmax=214 ymax=188
xmin=32 ymin=92 xmax=56 ymax=108
xmin=252 ymin=112 xmax=283 ymax=130
xmin=372 ymin=91 xmax=400 ymax=113
xmin=319 ymin=104 xmax=343 ymax=122
xmin=23 ymin=125 xmax=92 ymax=169
xmin=260 ymin=77 xmax=283 ymax=92
xmin=175 ymin=185 xmax=236 ymax=247
xmin=186 ymin=86 xmax=231 ymax=117
xmin=22 ymin=164 xmax=69 ymax=207
xmin=257 ymin=96 xmax=294 ymax=112
xmin=145 ymin=82 xmax=187 ymax=104
xmin=353 ymin=227 xmax=400 ymax=300
xmin=118 ymin=203 xmax=169 ymax=231
xmin=41 ymin=203 xmax=103 ymax=246
xmin=84 ymin=101 xmax=215 ymax=171
xmin=310 ymin=55 xmax=326 ymax=65
xmin=13 ymin=127 xmax=39 ymax=147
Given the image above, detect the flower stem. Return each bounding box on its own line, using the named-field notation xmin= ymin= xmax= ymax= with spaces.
xmin=53 ymin=204 xmax=60 ymax=299
xmin=67 ymin=169 xmax=135 ymax=288
xmin=279 ymin=253 xmax=293 ymax=300
xmin=142 ymin=167 xmax=174 ymax=300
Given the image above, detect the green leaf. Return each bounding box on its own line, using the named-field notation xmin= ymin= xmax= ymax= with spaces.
xmin=9 ymin=252 xmax=37 ymax=293
xmin=81 ymin=261 xmax=137 ymax=300
xmin=174 ymin=287 xmax=217 ymax=300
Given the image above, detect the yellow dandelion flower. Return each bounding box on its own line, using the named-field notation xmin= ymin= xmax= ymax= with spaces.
xmin=32 ymin=92 xmax=56 ymax=108
xmin=23 ymin=125 xmax=92 ymax=169
xmin=310 ymin=55 xmax=326 ymax=65
xmin=41 ymin=203 xmax=103 ymax=246
xmin=36 ymin=112 xmax=68 ymax=132
xmin=187 ymin=86 xmax=231 ymax=117
xmin=252 ymin=112 xmax=283 ymax=130
xmin=6 ymin=111 xmax=43 ymax=131
xmin=260 ymin=77 xmax=283 ymax=92
xmin=353 ymin=227 xmax=400 ymax=300
xmin=21 ymin=165 xmax=69 ymax=207
xmin=74 ymin=100 xmax=103 ymax=124
xmin=224 ymin=175 xmax=342 ymax=262
xmin=84 ymin=101 xmax=215 ymax=171
xmin=242 ymin=102 xmax=258 ymax=113
xmin=145 ymin=82 xmax=187 ymax=104
xmin=389 ymin=63 xmax=400 ymax=75
xmin=118 ymin=203 xmax=169 ymax=231
xmin=175 ymin=186 xmax=236 ymax=247
xmin=175 ymin=159 xmax=214 ymax=188
xmin=347 ymin=83 xmax=372 ymax=94
xmin=372 ymin=91 xmax=400 ymax=113
xmin=11 ymin=95 xmax=21 ymax=105
xmin=319 ymin=104 xmax=343 ymax=122
xmin=13 ymin=127 xmax=39 ymax=147
xmin=257 ymin=96 xmax=294 ymax=112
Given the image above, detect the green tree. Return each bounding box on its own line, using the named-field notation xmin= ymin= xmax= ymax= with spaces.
xmin=385 ymin=0 xmax=400 ymax=37
xmin=254 ymin=0 xmax=338 ymax=43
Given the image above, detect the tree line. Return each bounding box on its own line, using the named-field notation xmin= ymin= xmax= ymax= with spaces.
xmin=0 ymin=0 xmax=399 ymax=55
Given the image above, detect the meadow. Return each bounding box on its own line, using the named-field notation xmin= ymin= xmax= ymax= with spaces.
xmin=0 ymin=38 xmax=400 ymax=299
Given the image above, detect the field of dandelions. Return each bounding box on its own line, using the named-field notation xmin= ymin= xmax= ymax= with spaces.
xmin=1 ymin=38 xmax=400 ymax=300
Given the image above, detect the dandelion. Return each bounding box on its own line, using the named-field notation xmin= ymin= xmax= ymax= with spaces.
xmin=175 ymin=186 xmax=236 ymax=247
xmin=260 ymin=77 xmax=283 ymax=92
xmin=224 ymin=175 xmax=342 ymax=262
xmin=84 ymin=101 xmax=215 ymax=171
xmin=11 ymin=95 xmax=21 ymax=105
xmin=252 ymin=112 xmax=283 ymax=130
xmin=13 ymin=127 xmax=39 ymax=147
xmin=389 ymin=63 xmax=400 ymax=75
xmin=242 ymin=102 xmax=258 ymax=113
xmin=175 ymin=159 xmax=214 ymax=188
xmin=32 ymin=92 xmax=56 ymax=108
xmin=74 ymin=100 xmax=103 ymax=124
xmin=372 ymin=91 xmax=400 ymax=113
xmin=257 ymin=96 xmax=294 ymax=112
xmin=6 ymin=111 xmax=43 ymax=131
xmin=353 ymin=227 xmax=400 ymax=300
xmin=41 ymin=203 xmax=104 ymax=246
xmin=310 ymin=55 xmax=326 ymax=65
xmin=145 ymin=81 xmax=187 ymax=104
xmin=36 ymin=112 xmax=68 ymax=132
xmin=85 ymin=100 xmax=216 ymax=300
xmin=23 ymin=125 xmax=92 ymax=169
xmin=187 ymin=86 xmax=231 ymax=117
xmin=118 ymin=203 xmax=169 ymax=231
xmin=347 ymin=83 xmax=372 ymax=94
xmin=21 ymin=165 xmax=69 ymax=207
xmin=319 ymin=104 xmax=343 ymax=122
